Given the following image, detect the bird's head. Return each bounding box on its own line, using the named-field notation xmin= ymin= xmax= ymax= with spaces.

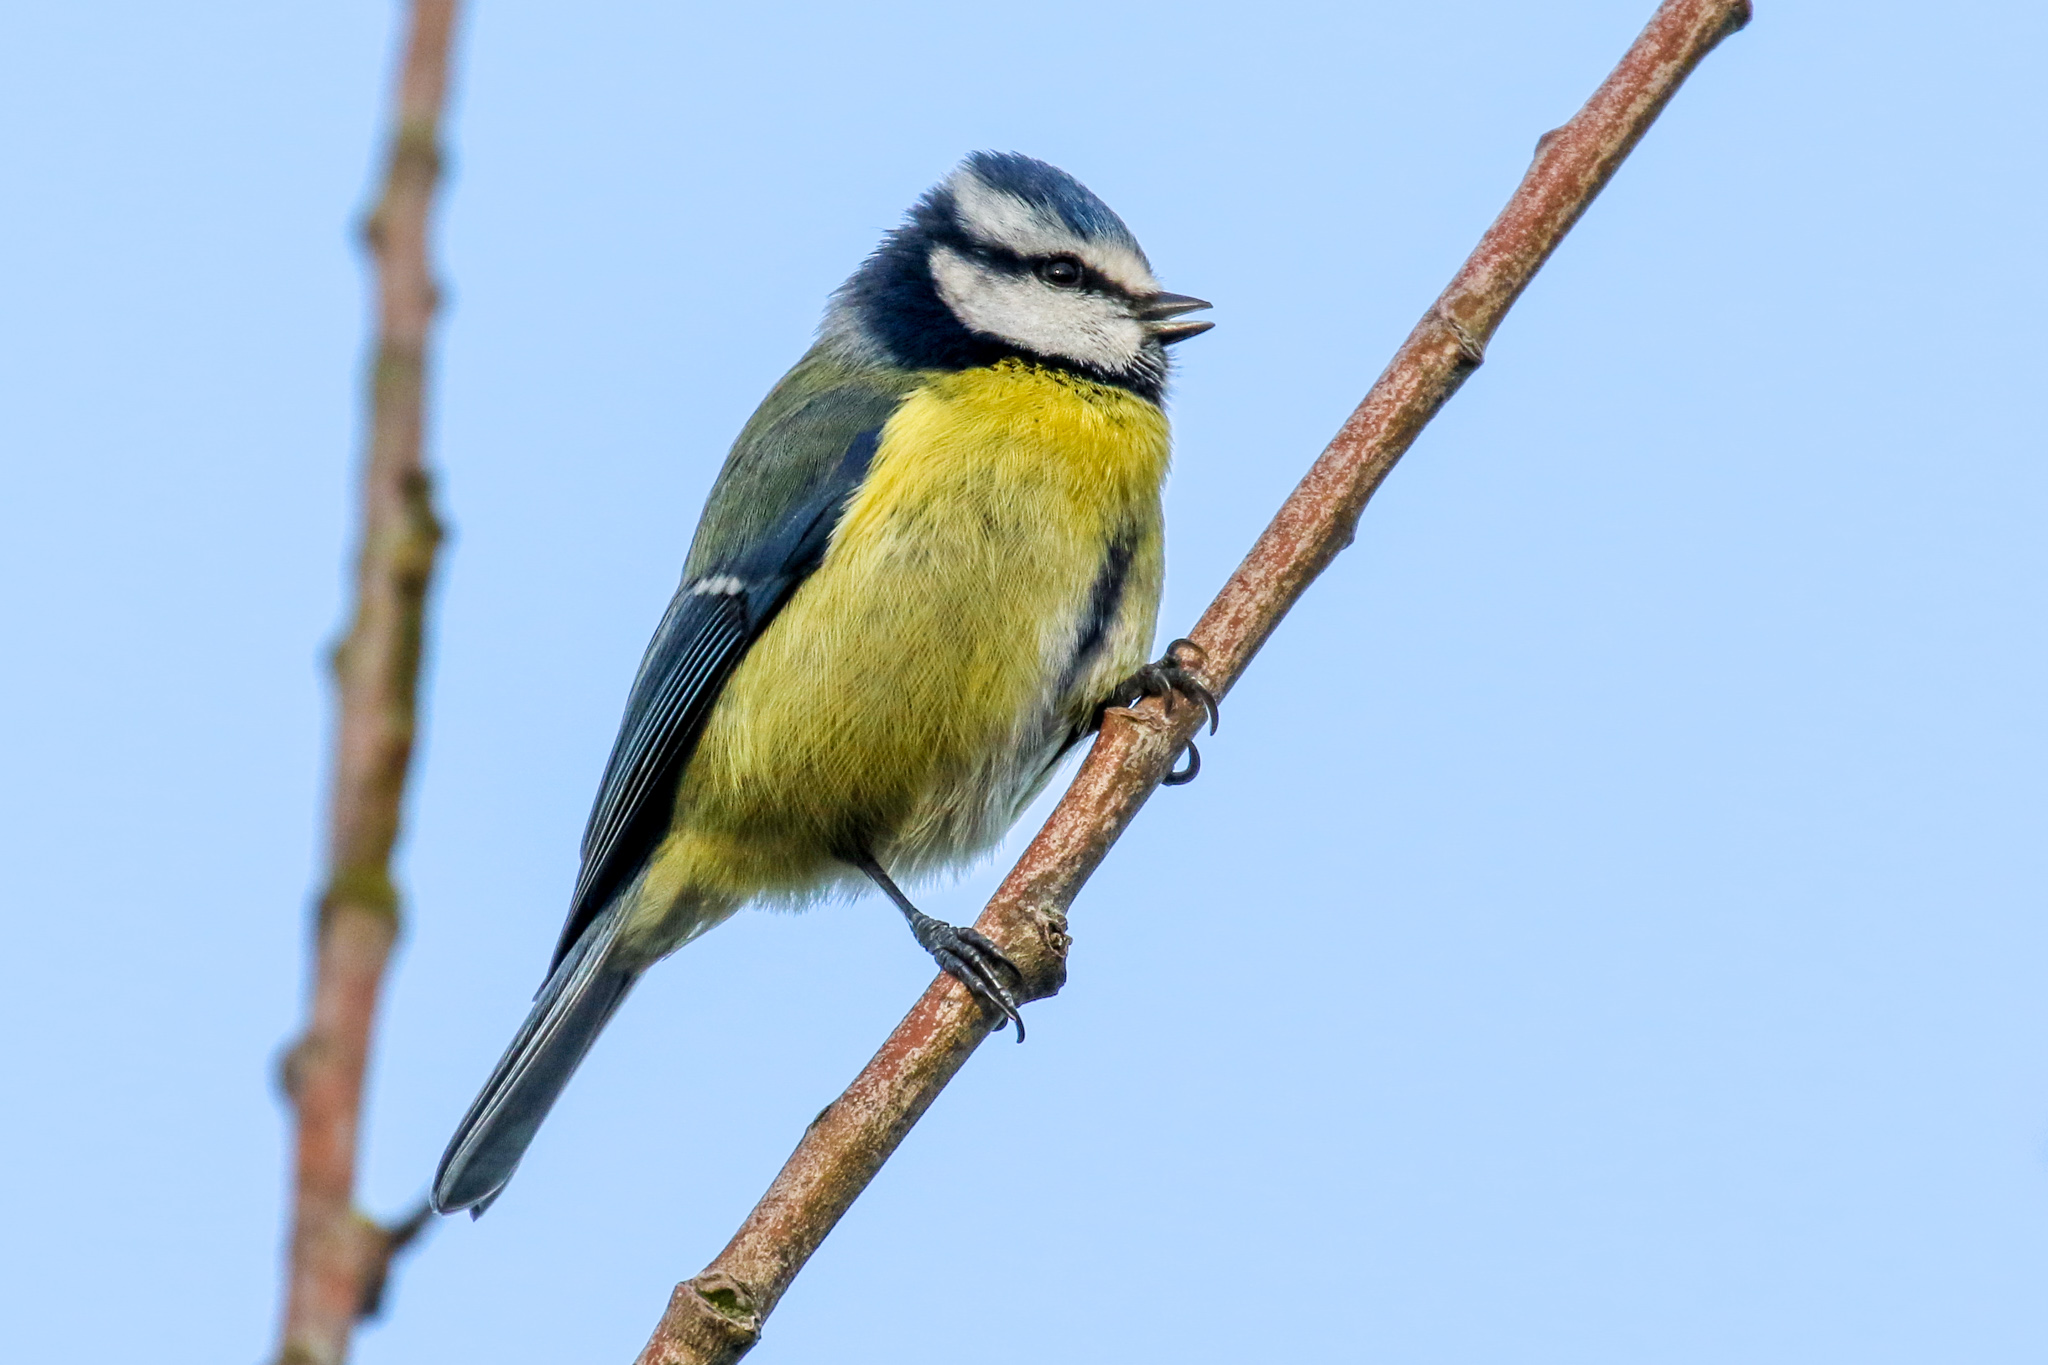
xmin=827 ymin=152 xmax=1211 ymax=401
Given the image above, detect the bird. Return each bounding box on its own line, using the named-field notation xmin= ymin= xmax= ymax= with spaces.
xmin=431 ymin=151 xmax=1215 ymax=1217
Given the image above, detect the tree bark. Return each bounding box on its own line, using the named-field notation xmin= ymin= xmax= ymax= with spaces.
xmin=633 ymin=1 xmax=1753 ymax=1360
xmin=272 ymin=4 xmax=462 ymax=1362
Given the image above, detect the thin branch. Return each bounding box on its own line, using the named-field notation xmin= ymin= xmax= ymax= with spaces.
xmin=272 ymin=4 xmax=462 ymax=1363
xmin=632 ymin=1 xmax=1752 ymax=1360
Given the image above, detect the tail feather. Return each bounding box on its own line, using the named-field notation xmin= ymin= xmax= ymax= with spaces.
xmin=432 ymin=905 xmax=641 ymax=1217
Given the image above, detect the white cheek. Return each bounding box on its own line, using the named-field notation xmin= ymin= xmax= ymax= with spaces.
xmin=930 ymin=248 xmax=1146 ymax=372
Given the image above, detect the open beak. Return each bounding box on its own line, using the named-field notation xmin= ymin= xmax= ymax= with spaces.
xmin=1140 ymin=291 xmax=1215 ymax=346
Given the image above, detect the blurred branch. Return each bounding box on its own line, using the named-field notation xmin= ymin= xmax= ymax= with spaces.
xmin=272 ymin=3 xmax=462 ymax=1363
xmin=632 ymin=0 xmax=1752 ymax=1360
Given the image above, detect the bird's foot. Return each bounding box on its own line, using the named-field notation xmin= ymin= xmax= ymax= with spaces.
xmin=850 ymin=846 xmax=1028 ymax=1040
xmin=1112 ymin=638 xmax=1219 ymax=786
xmin=905 ymin=909 xmax=1027 ymax=1042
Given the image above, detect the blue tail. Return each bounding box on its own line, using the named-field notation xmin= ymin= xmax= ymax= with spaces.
xmin=431 ymin=905 xmax=640 ymax=1217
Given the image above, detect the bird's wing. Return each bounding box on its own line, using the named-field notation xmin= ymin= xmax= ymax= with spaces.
xmin=546 ymin=356 xmax=907 ymax=972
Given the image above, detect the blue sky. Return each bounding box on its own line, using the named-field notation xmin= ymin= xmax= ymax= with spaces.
xmin=3 ymin=2 xmax=2044 ymax=1361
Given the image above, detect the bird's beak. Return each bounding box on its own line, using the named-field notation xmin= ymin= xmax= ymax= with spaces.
xmin=1141 ymin=291 xmax=1215 ymax=346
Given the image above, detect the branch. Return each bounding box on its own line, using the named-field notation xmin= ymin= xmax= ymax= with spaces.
xmin=635 ymin=1 xmax=1751 ymax=1359
xmin=272 ymin=3 xmax=462 ymax=1362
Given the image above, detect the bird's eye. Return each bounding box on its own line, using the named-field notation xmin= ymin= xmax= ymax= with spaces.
xmin=1036 ymin=256 xmax=1084 ymax=288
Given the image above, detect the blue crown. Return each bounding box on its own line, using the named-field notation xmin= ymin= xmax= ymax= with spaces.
xmin=957 ymin=151 xmax=1142 ymax=254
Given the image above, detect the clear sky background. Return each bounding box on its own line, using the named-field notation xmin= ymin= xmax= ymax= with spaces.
xmin=3 ymin=2 xmax=2043 ymax=1361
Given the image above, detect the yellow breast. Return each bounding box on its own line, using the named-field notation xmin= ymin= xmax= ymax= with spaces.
xmin=847 ymin=360 xmax=1172 ymax=543
xmin=664 ymin=360 xmax=1170 ymax=902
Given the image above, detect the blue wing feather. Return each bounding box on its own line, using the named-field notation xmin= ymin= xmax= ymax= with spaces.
xmin=547 ymin=427 xmax=884 ymax=971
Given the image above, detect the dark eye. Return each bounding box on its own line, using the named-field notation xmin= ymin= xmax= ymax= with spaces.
xmin=1036 ymin=256 xmax=1084 ymax=288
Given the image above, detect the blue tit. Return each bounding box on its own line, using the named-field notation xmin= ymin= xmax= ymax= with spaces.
xmin=432 ymin=151 xmax=1214 ymax=1216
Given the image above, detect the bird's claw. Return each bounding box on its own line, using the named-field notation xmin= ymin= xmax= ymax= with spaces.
xmin=1115 ymin=638 xmax=1218 ymax=785
xmin=912 ymin=914 xmax=1027 ymax=1042
xmin=1124 ymin=638 xmax=1220 ymax=734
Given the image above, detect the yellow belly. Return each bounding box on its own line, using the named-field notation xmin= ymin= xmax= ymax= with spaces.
xmin=649 ymin=360 xmax=1169 ymax=914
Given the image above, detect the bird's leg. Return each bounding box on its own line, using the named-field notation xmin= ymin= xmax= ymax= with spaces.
xmin=1102 ymin=637 xmax=1220 ymax=787
xmin=846 ymin=849 xmax=1026 ymax=1042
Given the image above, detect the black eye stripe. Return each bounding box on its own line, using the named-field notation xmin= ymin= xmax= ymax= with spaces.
xmin=949 ymin=236 xmax=1125 ymax=296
